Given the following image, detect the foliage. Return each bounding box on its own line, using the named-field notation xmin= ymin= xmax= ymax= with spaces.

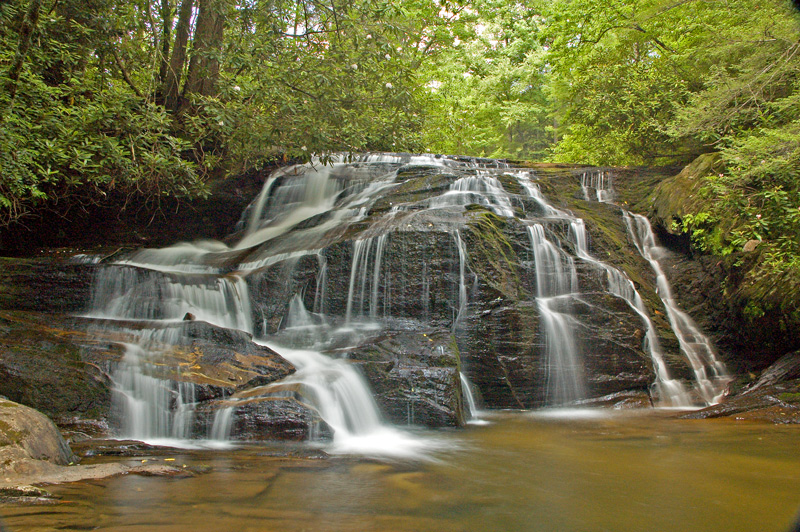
xmin=421 ymin=1 xmax=552 ymax=159
xmin=0 ymin=2 xmax=204 ymax=225
xmin=661 ymin=1 xmax=800 ymax=318
xmin=0 ymin=0 xmax=451 ymax=225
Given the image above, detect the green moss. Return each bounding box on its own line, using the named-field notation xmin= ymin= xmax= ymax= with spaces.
xmin=0 ymin=418 xmax=27 ymax=446
xmin=498 ymin=173 xmax=525 ymax=196
xmin=648 ymin=153 xmax=722 ymax=234
xmin=778 ymin=392 xmax=800 ymax=403
xmin=464 ymin=208 xmax=524 ymax=300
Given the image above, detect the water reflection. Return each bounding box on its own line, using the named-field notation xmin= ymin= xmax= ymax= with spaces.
xmin=4 ymin=412 xmax=800 ymax=532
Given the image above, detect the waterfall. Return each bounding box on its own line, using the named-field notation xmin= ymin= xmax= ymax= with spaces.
xmin=572 ymin=167 xmax=728 ymax=406
xmin=569 ymin=219 xmax=693 ymax=407
xmin=209 ymin=406 xmax=235 ymax=441
xmin=581 ymin=170 xmax=615 ymax=203
xmin=260 ymin=343 xmax=439 ymax=457
xmin=453 ymin=230 xmax=470 ymax=329
xmin=312 ymin=252 xmax=328 ymax=315
xmin=344 ymin=234 xmax=389 ymax=325
xmin=88 ymin=267 xmax=253 ymax=334
xmin=624 ymin=213 xmax=730 ymax=405
xmin=527 ymin=224 xmax=585 ymax=405
xmin=85 ymin=153 xmax=737 ymax=453
xmin=111 ymin=328 xmax=201 ymax=441
xmin=428 ymin=173 xmax=515 ymax=217
xmin=460 ymin=372 xmax=486 ymax=424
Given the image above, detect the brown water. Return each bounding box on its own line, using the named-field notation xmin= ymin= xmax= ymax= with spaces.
xmin=3 ymin=410 xmax=800 ymax=532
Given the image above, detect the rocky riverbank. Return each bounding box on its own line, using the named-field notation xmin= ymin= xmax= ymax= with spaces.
xmin=0 ymin=399 xmax=191 ymax=502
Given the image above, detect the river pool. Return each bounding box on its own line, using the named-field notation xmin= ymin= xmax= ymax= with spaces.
xmin=3 ymin=409 xmax=800 ymax=532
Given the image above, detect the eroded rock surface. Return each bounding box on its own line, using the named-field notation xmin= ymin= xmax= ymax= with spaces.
xmin=684 ymin=352 xmax=800 ymax=423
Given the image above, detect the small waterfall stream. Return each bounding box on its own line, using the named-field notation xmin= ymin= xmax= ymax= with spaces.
xmin=527 ymin=224 xmax=584 ymax=405
xmin=581 ymin=169 xmax=730 ymax=405
xmin=624 ymin=212 xmax=730 ymax=404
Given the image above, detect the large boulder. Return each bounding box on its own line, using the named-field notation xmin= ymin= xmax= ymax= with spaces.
xmin=0 ymin=311 xmax=113 ymax=424
xmin=683 ymin=351 xmax=800 ymax=423
xmin=349 ymin=329 xmax=465 ymax=427
xmin=0 ymin=399 xmax=75 ymax=470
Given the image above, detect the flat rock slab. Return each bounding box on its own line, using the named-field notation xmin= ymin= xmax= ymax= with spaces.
xmin=0 ymin=461 xmax=189 ymax=492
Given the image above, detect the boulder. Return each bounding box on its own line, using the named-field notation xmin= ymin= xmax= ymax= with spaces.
xmin=348 ymin=329 xmax=465 ymax=427
xmin=0 ymin=399 xmax=75 ymax=468
xmin=224 ymin=397 xmax=333 ymax=441
xmin=683 ymin=351 xmax=800 ymax=423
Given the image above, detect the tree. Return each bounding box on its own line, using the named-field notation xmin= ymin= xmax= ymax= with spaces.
xmin=0 ymin=0 xmax=455 ymax=226
xmin=421 ymin=0 xmax=553 ymax=159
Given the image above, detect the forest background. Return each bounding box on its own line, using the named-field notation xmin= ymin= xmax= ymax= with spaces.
xmin=1 ymin=0 xmax=798 ymax=321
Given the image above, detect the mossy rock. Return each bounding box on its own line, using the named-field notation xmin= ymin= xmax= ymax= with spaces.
xmin=0 ymin=399 xmax=76 ymax=466
xmin=0 ymin=311 xmax=114 ymax=422
xmin=648 ymin=153 xmax=723 ymax=234
xmin=464 ymin=208 xmax=525 ymax=301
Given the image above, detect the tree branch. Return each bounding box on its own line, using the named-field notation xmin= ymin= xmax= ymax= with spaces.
xmin=112 ymin=47 xmax=143 ymax=97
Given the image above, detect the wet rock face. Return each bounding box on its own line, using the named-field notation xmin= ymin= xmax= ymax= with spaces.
xmin=1 ymin=156 xmax=741 ymax=441
xmin=0 ymin=311 xmax=114 ymax=423
xmin=460 ymin=301 xmax=540 ymax=409
xmin=458 ymin=292 xmax=654 ymax=409
xmin=198 ymin=398 xmax=333 ymax=442
xmin=576 ymin=292 xmax=656 ymax=396
xmin=657 ymin=250 xmax=800 ymax=374
xmin=0 ymin=255 xmax=97 ymax=314
xmin=348 ymin=329 xmax=464 ymax=427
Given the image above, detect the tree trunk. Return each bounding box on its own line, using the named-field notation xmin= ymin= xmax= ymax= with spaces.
xmin=5 ymin=0 xmax=42 ymax=102
xmin=183 ymin=0 xmax=225 ymax=100
xmin=164 ymin=0 xmax=194 ymax=112
xmin=157 ymin=0 xmax=173 ymax=86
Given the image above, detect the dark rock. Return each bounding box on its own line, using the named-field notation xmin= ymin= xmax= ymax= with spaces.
xmin=348 ymin=329 xmax=465 ymax=427
xmin=745 ymin=351 xmax=800 ymax=392
xmin=683 ymin=351 xmax=800 ymax=423
xmin=0 ymin=311 xmax=114 ymax=422
xmin=222 ymin=397 xmax=333 ymax=441
xmin=0 ymin=255 xmax=97 ymax=314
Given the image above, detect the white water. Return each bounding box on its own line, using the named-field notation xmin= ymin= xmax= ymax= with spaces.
xmin=111 ymin=329 xmax=204 ymax=442
xmin=453 ymin=230 xmax=470 ymax=329
xmin=258 ymin=340 xmax=442 ymax=458
xmin=624 ymin=213 xmax=730 ymax=404
xmin=569 ymin=219 xmax=693 ymax=407
xmin=344 ymin=234 xmax=389 ymax=324
xmin=573 ymin=167 xmax=728 ymax=405
xmin=581 ymin=170 xmax=615 ymax=203
xmin=460 ymin=372 xmax=488 ymax=424
xmin=92 ymin=154 xmax=514 ymax=455
xmin=527 ymin=224 xmax=585 ymax=405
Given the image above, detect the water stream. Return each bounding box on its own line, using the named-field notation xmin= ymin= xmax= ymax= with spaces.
xmin=624 ymin=212 xmax=730 ymax=404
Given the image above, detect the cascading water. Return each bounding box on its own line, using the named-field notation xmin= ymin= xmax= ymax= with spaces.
xmin=568 ymin=218 xmax=693 ymax=407
xmin=344 ymin=234 xmax=389 ymax=325
xmin=624 ymin=212 xmax=730 ymax=404
xmin=581 ymin=170 xmax=615 ymax=203
xmin=84 ymin=154 xmax=732 ymax=454
xmin=86 ymin=154 xmax=513 ymax=454
xmin=578 ymin=169 xmax=729 ymax=405
xmin=527 ymin=224 xmax=585 ymax=405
